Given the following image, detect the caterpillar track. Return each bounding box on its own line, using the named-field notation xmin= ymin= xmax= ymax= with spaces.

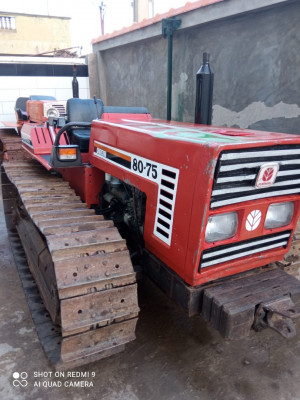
xmin=1 ymin=155 xmax=139 ymax=369
xmin=0 ymin=128 xmax=31 ymax=163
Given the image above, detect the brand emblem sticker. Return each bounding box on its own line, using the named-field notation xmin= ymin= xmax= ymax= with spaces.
xmin=246 ymin=210 xmax=262 ymax=231
xmin=255 ymin=163 xmax=279 ymax=188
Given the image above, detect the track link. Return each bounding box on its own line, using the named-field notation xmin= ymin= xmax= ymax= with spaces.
xmin=0 ymin=128 xmax=32 ymax=162
xmin=1 ymin=159 xmax=139 ymax=369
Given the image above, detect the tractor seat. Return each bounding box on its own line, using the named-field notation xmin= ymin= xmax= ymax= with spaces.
xmin=15 ymin=97 xmax=29 ymax=121
xmin=67 ymin=98 xmax=104 ymax=152
xmin=29 ymin=95 xmax=56 ymax=101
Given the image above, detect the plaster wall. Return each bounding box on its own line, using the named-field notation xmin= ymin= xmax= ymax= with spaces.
xmin=93 ymin=1 xmax=300 ymax=134
xmin=0 ymin=13 xmax=71 ymax=55
xmin=0 ymin=58 xmax=89 ymax=123
xmin=0 ymin=76 xmax=90 ymax=122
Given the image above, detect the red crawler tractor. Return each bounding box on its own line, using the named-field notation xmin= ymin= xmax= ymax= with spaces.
xmin=1 ymin=96 xmax=300 ymax=368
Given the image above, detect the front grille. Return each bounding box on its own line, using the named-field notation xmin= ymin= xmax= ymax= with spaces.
xmin=199 ymin=230 xmax=291 ymax=270
xmin=52 ymin=103 xmax=66 ymax=117
xmin=154 ymin=167 xmax=178 ymax=245
xmin=211 ymin=145 xmax=300 ymax=208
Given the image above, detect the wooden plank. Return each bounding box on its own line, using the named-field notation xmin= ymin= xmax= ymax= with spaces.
xmin=54 ymin=250 xmax=136 ymax=298
xmin=60 ymin=318 xmax=137 ymax=363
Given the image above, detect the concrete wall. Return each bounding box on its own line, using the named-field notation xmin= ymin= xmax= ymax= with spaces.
xmin=92 ymin=0 xmax=300 ymax=134
xmin=0 ymin=13 xmax=71 ymax=55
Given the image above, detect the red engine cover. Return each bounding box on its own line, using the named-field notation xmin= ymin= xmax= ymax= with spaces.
xmin=87 ymin=118 xmax=300 ymax=286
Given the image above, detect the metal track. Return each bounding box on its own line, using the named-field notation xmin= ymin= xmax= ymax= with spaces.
xmin=1 ymin=159 xmax=139 ymax=369
xmin=0 ymin=128 xmax=32 ymax=162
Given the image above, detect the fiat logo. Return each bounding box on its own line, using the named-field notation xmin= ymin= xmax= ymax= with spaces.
xmin=255 ymin=163 xmax=279 ymax=188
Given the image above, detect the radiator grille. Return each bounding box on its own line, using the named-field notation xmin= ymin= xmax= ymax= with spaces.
xmin=211 ymin=145 xmax=300 ymax=208
xmin=199 ymin=231 xmax=291 ymax=270
xmin=154 ymin=167 xmax=178 ymax=245
xmin=52 ymin=103 xmax=66 ymax=117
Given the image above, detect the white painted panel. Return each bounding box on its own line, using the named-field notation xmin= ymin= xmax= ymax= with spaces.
xmin=36 ymin=76 xmax=73 ymax=90
xmin=0 ymin=89 xmax=20 ymax=101
xmin=0 ymin=77 xmax=19 ymax=90
xmin=78 ymin=88 xmax=91 ymax=99
xmin=17 ymin=76 xmax=38 ymax=90
xmin=77 ymin=77 xmax=90 ymax=89
xmin=0 ymin=72 xmax=90 ymax=125
xmin=0 ymin=113 xmax=16 ymax=122
xmin=2 ymin=101 xmax=15 ymax=114
xmin=19 ymin=88 xmax=56 ymax=98
xmin=54 ymin=88 xmax=74 ymax=101
xmin=0 ymin=76 xmax=38 ymax=90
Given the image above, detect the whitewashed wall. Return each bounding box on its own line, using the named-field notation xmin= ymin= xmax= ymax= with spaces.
xmin=0 ymin=76 xmax=90 ymax=123
xmin=0 ymin=56 xmax=90 ymax=124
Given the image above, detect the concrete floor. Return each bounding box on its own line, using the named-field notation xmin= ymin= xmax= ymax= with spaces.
xmin=0 ymin=186 xmax=299 ymax=400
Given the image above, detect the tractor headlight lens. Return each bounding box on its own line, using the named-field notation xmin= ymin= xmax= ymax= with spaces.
xmin=47 ymin=107 xmax=59 ymax=118
xmin=205 ymin=212 xmax=238 ymax=243
xmin=265 ymin=202 xmax=294 ymax=229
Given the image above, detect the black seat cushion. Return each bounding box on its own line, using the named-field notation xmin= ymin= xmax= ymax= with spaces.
xmin=69 ymin=129 xmax=92 ymax=152
xmin=67 ymin=98 xmax=104 ymax=152
xmin=15 ymin=97 xmax=29 ymax=121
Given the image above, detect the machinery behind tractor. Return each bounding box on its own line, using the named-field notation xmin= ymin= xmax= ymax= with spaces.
xmin=0 ymin=96 xmax=300 ymax=369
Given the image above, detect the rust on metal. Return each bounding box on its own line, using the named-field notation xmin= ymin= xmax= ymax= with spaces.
xmin=1 ymin=159 xmax=139 ymax=369
xmin=202 ymin=268 xmax=300 ymax=339
xmin=254 ymin=296 xmax=300 ymax=338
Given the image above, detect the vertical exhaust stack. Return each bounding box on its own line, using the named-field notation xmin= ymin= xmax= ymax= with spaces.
xmin=72 ymin=65 xmax=79 ymax=98
xmin=195 ymin=52 xmax=214 ymax=125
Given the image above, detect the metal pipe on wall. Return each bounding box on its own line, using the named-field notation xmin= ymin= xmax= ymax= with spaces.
xmin=162 ymin=18 xmax=181 ymax=121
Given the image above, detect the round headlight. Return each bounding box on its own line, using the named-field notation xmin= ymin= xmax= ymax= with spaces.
xmin=265 ymin=202 xmax=294 ymax=229
xmin=47 ymin=107 xmax=59 ymax=118
xmin=205 ymin=212 xmax=238 ymax=243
